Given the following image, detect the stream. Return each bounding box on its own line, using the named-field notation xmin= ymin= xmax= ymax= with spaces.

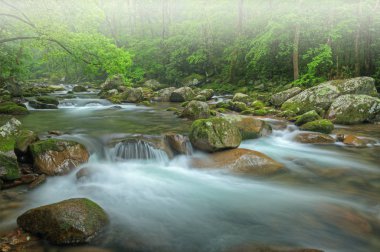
xmin=1 ymin=90 xmax=380 ymax=252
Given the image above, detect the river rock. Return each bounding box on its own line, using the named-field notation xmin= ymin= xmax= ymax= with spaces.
xmin=0 ymin=154 xmax=20 ymax=181
xmin=223 ymin=115 xmax=272 ymax=140
xmin=0 ymin=102 xmax=29 ymax=115
xmin=36 ymin=96 xmax=59 ymax=106
xmin=229 ymin=101 xmax=248 ymax=112
xmin=295 ymin=132 xmax=335 ymax=144
xmin=170 ymin=87 xmax=195 ymax=102
xmin=73 ymin=86 xmax=88 ymax=92
xmin=29 ymin=139 xmax=89 ymax=176
xmin=14 ymin=130 xmax=39 ymax=163
xmin=295 ymin=110 xmax=321 ymax=126
xmin=28 ymin=174 xmax=46 ymax=189
xmin=191 ymin=148 xmax=283 ymax=175
xmin=123 ymin=88 xmax=144 ymax=103
xmin=29 ymin=100 xmax=58 ymax=109
xmin=101 ymin=74 xmax=124 ymax=91
xmin=327 ymin=94 xmax=380 ymax=124
xmin=143 ymin=79 xmax=165 ymax=91
xmin=299 ymin=119 xmax=334 ymax=134
xmin=189 ymin=117 xmax=241 ymax=152
xmin=181 ymin=100 xmax=210 ymax=120
xmin=17 ymin=198 xmax=109 ymax=245
xmin=232 ymin=93 xmax=251 ymax=104
xmin=198 ymin=89 xmax=214 ymax=100
xmin=281 ymin=77 xmax=377 ymax=115
xmin=164 ymin=133 xmax=193 ymax=155
xmin=271 ymin=87 xmax=302 ymax=107
xmin=153 ymin=87 xmax=176 ymax=102
xmin=0 ymin=117 xmax=21 ymax=137
xmin=342 ymin=135 xmax=375 ymax=147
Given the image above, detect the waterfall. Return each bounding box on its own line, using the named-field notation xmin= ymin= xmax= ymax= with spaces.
xmin=111 ymin=139 xmax=169 ymax=163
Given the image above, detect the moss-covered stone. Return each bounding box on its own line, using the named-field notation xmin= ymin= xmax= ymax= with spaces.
xmin=193 ymin=94 xmax=207 ymax=101
xmin=181 ymin=100 xmax=210 ymax=120
xmin=198 ymin=89 xmax=214 ymax=100
xmin=252 ymin=109 xmax=269 ymax=116
xmin=229 ymin=101 xmax=248 ymax=112
xmin=166 ymin=107 xmax=179 ymax=112
xmin=170 ymin=87 xmax=195 ymax=102
xmin=0 ymin=102 xmax=29 ymax=115
xmin=0 ymin=153 xmax=20 ymax=181
xmin=295 ymin=110 xmax=321 ymax=126
xmin=327 ymin=94 xmax=380 ymax=124
xmin=72 ymin=85 xmax=88 ymax=92
xmin=17 ymin=198 xmax=109 ymax=245
xmin=250 ymin=100 xmax=265 ymax=109
xmin=29 ymin=100 xmax=58 ymax=109
xmin=36 ymin=96 xmax=59 ymax=106
xmin=14 ymin=130 xmax=39 ymax=163
xmin=270 ymin=87 xmax=302 ymax=107
xmin=189 ymin=117 xmax=241 ymax=152
xmin=241 ymin=109 xmax=254 ymax=115
xmin=223 ymin=115 xmax=272 ymax=140
xmin=232 ymin=93 xmax=251 ymax=104
xmin=300 ymin=119 xmax=334 ymax=134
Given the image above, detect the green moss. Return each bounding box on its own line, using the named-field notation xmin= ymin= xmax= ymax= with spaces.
xmin=252 ymin=109 xmax=269 ymax=116
xmin=181 ymin=101 xmax=190 ymax=107
xmin=107 ymin=94 xmax=122 ymax=104
xmin=0 ymin=153 xmax=20 ymax=181
xmin=15 ymin=130 xmax=39 ymax=153
xmin=72 ymin=86 xmax=88 ymax=92
xmin=138 ymin=100 xmax=151 ymax=106
xmin=241 ymin=109 xmax=254 ymax=115
xmin=295 ymin=110 xmax=321 ymax=126
xmin=300 ymin=119 xmax=334 ymax=134
xmin=229 ymin=101 xmax=248 ymax=112
xmin=210 ymin=110 xmax=217 ymax=116
xmin=30 ymin=139 xmax=76 ymax=156
xmin=166 ymin=107 xmax=179 ymax=112
xmin=251 ymin=100 xmax=265 ymax=109
xmin=0 ymin=135 xmax=17 ymax=152
xmin=216 ymin=108 xmax=226 ymax=113
xmin=36 ymin=96 xmax=59 ymax=106
xmin=0 ymin=102 xmax=29 ymax=115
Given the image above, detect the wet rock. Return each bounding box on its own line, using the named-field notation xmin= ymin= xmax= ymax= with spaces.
xmin=295 ymin=132 xmax=335 ymax=144
xmin=327 ymin=94 xmax=380 ymax=124
xmin=28 ymin=100 xmax=58 ymax=109
xmin=225 ymin=244 xmax=323 ymax=252
xmin=0 ymin=102 xmax=29 ymax=115
xmin=294 ymin=110 xmax=321 ymax=126
xmin=17 ymin=198 xmax=109 ymax=245
xmin=36 ymin=96 xmax=59 ymax=106
xmin=29 ymin=139 xmax=89 ymax=176
xmin=170 ymin=87 xmax=195 ymax=102
xmin=223 ymin=115 xmax=272 ymax=140
xmin=342 ymin=135 xmax=375 ymax=147
xmin=229 ymin=101 xmax=248 ymax=112
xmin=73 ymin=85 xmax=88 ymax=92
xmin=164 ymin=133 xmax=193 ymax=155
xmin=299 ymin=119 xmax=334 ymax=134
xmin=153 ymin=87 xmax=176 ymax=102
xmin=198 ymin=89 xmax=214 ymax=100
xmin=232 ymin=93 xmax=251 ymax=104
xmin=48 ymin=130 xmax=63 ymax=136
xmin=0 ymin=154 xmax=20 ymax=181
xmin=0 ymin=117 xmax=21 ymax=137
xmin=181 ymin=100 xmax=210 ymax=120
xmin=20 ymin=174 xmax=38 ymax=184
xmin=14 ymin=130 xmax=39 ymax=163
xmin=191 ymin=148 xmax=283 ymax=175
xmin=189 ymin=117 xmax=242 ymax=152
xmin=28 ymin=174 xmax=46 ymax=189
xmin=271 ymin=87 xmax=302 ymax=107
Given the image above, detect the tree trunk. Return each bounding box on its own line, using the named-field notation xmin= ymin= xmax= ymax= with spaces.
xmin=293 ymin=22 xmax=300 ymax=80
xmin=354 ymin=0 xmax=362 ymax=76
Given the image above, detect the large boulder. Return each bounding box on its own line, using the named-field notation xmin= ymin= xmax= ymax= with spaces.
xmin=181 ymin=100 xmax=210 ymax=120
xmin=36 ymin=96 xmax=59 ymax=106
xmin=123 ymin=88 xmax=144 ymax=103
xmin=295 ymin=132 xmax=335 ymax=144
xmin=164 ymin=133 xmax=193 ymax=155
xmin=232 ymin=93 xmax=251 ymax=104
xmin=198 ymin=89 xmax=214 ymax=100
xmin=189 ymin=117 xmax=241 ymax=152
xmin=0 ymin=153 xmax=20 ymax=181
xmin=17 ymin=198 xmax=109 ymax=245
xmin=271 ymin=87 xmax=302 ymax=107
xmin=0 ymin=102 xmax=28 ymax=115
xmin=299 ymin=119 xmax=334 ymax=134
xmin=295 ymin=110 xmax=321 ymax=126
xmin=191 ymin=148 xmax=283 ymax=175
xmin=170 ymin=87 xmax=195 ymax=102
xmin=229 ymin=101 xmax=248 ymax=112
xmin=73 ymin=85 xmax=88 ymax=92
xmin=14 ymin=130 xmax=39 ymax=163
xmin=281 ymin=77 xmax=378 ymax=115
xmin=30 ymin=139 xmax=89 ymax=176
xmin=327 ymin=95 xmax=380 ymax=124
xmin=101 ymin=74 xmax=124 ymax=91
xmin=153 ymin=87 xmax=176 ymax=102
xmin=29 ymin=100 xmax=58 ymax=109
xmin=223 ymin=115 xmax=272 ymax=140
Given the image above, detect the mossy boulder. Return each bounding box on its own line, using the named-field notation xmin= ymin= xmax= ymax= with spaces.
xmin=29 ymin=100 xmax=58 ymax=109
xmin=0 ymin=153 xmax=20 ymax=181
xmin=30 ymin=139 xmax=89 ymax=176
xmin=299 ymin=119 xmax=334 ymax=134
xmin=271 ymin=87 xmax=302 ymax=107
xmin=232 ymin=93 xmax=251 ymax=104
xmin=153 ymin=87 xmax=176 ymax=102
xmin=170 ymin=87 xmax=195 ymax=102
xmin=198 ymin=89 xmax=214 ymax=100
xmin=0 ymin=102 xmax=29 ymax=115
xmin=295 ymin=110 xmax=321 ymax=126
xmin=182 ymin=73 xmax=205 ymax=86
xmin=181 ymin=100 xmax=210 ymax=120
xmin=295 ymin=132 xmax=335 ymax=144
xmin=17 ymin=198 xmax=109 ymax=245
xmin=327 ymin=94 xmax=380 ymax=124
xmin=101 ymin=74 xmax=124 ymax=91
xmin=123 ymin=87 xmax=144 ymax=103
xmin=229 ymin=101 xmax=248 ymax=112
xmin=72 ymin=85 xmax=88 ymax=92
xmin=193 ymin=95 xmax=207 ymax=101
xmin=332 ymin=77 xmax=377 ymax=96
xmin=252 ymin=109 xmax=270 ymax=116
xmin=189 ymin=117 xmax=241 ymax=152
xmin=143 ymin=79 xmax=166 ymax=91
xmin=250 ymin=100 xmax=265 ymax=109
xmin=36 ymin=96 xmax=59 ymax=106
xmin=223 ymin=115 xmax=272 ymax=140
xmin=14 ymin=130 xmax=39 ymax=163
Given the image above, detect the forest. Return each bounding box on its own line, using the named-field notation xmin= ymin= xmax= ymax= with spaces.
xmin=1 ymin=0 xmax=380 ymax=92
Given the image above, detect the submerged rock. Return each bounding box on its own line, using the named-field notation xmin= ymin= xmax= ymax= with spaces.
xmin=299 ymin=119 xmax=334 ymax=134
xmin=170 ymin=87 xmax=195 ymax=102
xmin=181 ymin=100 xmax=210 ymax=120
xmin=30 ymin=139 xmax=89 ymax=176
xmin=0 ymin=154 xmax=20 ymax=181
xmin=342 ymin=135 xmax=376 ymax=147
xmin=191 ymin=148 xmax=283 ymax=175
xmin=17 ymin=198 xmax=109 ymax=245
xmin=271 ymin=87 xmax=302 ymax=107
xmin=222 ymin=115 xmax=272 ymax=140
xmin=189 ymin=117 xmax=241 ymax=152
xmin=295 ymin=132 xmax=335 ymax=144
xmin=327 ymin=94 xmax=380 ymax=124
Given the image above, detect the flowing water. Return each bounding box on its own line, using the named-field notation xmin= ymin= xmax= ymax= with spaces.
xmin=1 ymin=91 xmax=380 ymax=252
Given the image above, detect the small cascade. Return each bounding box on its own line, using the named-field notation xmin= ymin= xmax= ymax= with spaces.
xmin=111 ymin=139 xmax=169 ymax=162
xmin=59 ymin=98 xmax=112 ymax=108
